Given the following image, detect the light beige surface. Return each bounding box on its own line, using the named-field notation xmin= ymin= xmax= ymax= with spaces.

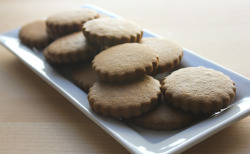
xmin=0 ymin=0 xmax=249 ymax=153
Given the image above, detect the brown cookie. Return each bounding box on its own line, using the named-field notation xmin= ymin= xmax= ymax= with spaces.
xmin=88 ymin=75 xmax=162 ymax=119
xmin=92 ymin=43 xmax=159 ymax=83
xmin=161 ymin=67 xmax=236 ymax=114
xmin=132 ymin=98 xmax=201 ymax=130
xmin=43 ymin=32 xmax=99 ymax=64
xmin=72 ymin=62 xmax=99 ymax=93
xmin=19 ymin=20 xmax=51 ymax=49
xmin=140 ymin=38 xmax=183 ymax=74
xmin=46 ymin=8 xmax=99 ymax=39
xmin=82 ymin=18 xmax=143 ymax=47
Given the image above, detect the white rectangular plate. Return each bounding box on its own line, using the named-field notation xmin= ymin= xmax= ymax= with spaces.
xmin=0 ymin=4 xmax=250 ymax=154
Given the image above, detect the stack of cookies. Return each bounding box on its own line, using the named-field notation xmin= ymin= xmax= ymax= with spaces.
xmin=18 ymin=8 xmax=236 ymax=131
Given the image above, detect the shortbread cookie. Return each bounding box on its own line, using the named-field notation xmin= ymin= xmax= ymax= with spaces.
xmin=161 ymin=67 xmax=236 ymax=114
xmin=132 ymin=98 xmax=200 ymax=130
xmin=43 ymin=32 xmax=99 ymax=64
xmin=72 ymin=62 xmax=99 ymax=93
xmin=140 ymin=38 xmax=183 ymax=74
xmin=46 ymin=8 xmax=99 ymax=39
xmin=92 ymin=43 xmax=159 ymax=83
xmin=82 ymin=18 xmax=143 ymax=47
xmin=88 ymin=75 xmax=162 ymax=119
xmin=19 ymin=20 xmax=51 ymax=49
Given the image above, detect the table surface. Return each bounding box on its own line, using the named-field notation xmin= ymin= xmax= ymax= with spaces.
xmin=0 ymin=0 xmax=249 ymax=153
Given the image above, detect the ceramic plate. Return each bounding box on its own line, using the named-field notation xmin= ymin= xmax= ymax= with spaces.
xmin=0 ymin=4 xmax=249 ymax=154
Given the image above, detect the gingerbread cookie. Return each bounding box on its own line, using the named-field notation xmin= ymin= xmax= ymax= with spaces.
xmin=72 ymin=62 xmax=99 ymax=93
xmin=92 ymin=43 xmax=159 ymax=83
xmin=82 ymin=18 xmax=143 ymax=47
xmin=132 ymin=98 xmax=201 ymax=130
xmin=161 ymin=67 xmax=236 ymax=114
xmin=140 ymin=38 xmax=183 ymax=74
xmin=19 ymin=20 xmax=51 ymax=49
xmin=88 ymin=75 xmax=162 ymax=119
xmin=43 ymin=32 xmax=99 ymax=64
xmin=46 ymin=8 xmax=99 ymax=39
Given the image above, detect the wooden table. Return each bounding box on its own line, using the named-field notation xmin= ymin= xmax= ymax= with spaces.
xmin=0 ymin=0 xmax=249 ymax=153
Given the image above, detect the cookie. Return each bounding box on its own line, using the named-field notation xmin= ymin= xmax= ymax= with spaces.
xmin=19 ymin=20 xmax=51 ymax=49
xmin=132 ymin=97 xmax=201 ymax=130
xmin=46 ymin=8 xmax=99 ymax=39
xmin=82 ymin=18 xmax=143 ymax=47
xmin=43 ymin=32 xmax=99 ymax=64
xmin=140 ymin=38 xmax=183 ymax=74
xmin=161 ymin=67 xmax=236 ymax=114
xmin=88 ymin=75 xmax=162 ymax=119
xmin=72 ymin=62 xmax=99 ymax=93
xmin=92 ymin=43 xmax=159 ymax=83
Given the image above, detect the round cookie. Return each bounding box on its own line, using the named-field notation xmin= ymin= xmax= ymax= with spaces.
xmin=19 ymin=20 xmax=51 ymax=49
xmin=82 ymin=18 xmax=143 ymax=47
xmin=88 ymin=75 xmax=162 ymax=119
xmin=140 ymin=38 xmax=183 ymax=74
xmin=43 ymin=32 xmax=99 ymax=64
xmin=72 ymin=62 xmax=99 ymax=93
xmin=132 ymin=98 xmax=201 ymax=130
xmin=92 ymin=43 xmax=159 ymax=83
xmin=161 ymin=67 xmax=236 ymax=114
xmin=46 ymin=8 xmax=99 ymax=39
